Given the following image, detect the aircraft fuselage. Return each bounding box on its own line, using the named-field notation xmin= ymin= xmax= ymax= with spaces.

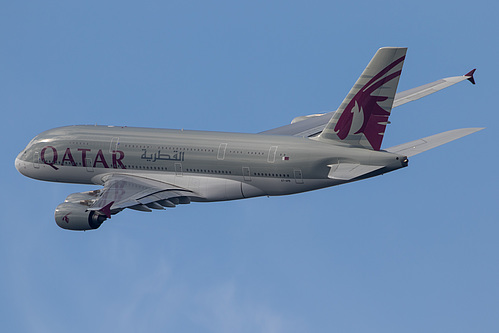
xmin=15 ymin=125 xmax=406 ymax=202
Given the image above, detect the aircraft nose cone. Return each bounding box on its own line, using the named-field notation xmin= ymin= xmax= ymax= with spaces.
xmin=15 ymin=153 xmax=27 ymax=175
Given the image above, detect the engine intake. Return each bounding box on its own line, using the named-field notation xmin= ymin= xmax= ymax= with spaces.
xmin=55 ymin=202 xmax=107 ymax=231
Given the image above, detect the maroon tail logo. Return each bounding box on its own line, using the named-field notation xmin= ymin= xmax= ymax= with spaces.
xmin=334 ymin=56 xmax=405 ymax=150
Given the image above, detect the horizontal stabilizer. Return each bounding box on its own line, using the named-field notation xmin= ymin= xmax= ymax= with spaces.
xmin=385 ymin=128 xmax=484 ymax=157
xmin=393 ymin=69 xmax=476 ymax=107
xmin=328 ymin=163 xmax=384 ymax=180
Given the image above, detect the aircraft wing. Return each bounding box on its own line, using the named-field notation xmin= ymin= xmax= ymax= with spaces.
xmin=261 ymin=70 xmax=476 ymax=137
xmin=87 ymin=174 xmax=194 ymax=214
xmin=385 ymin=128 xmax=484 ymax=157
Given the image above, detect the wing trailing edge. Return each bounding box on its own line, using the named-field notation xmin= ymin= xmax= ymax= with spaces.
xmin=385 ymin=128 xmax=484 ymax=157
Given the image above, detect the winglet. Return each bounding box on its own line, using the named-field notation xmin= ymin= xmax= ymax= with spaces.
xmin=465 ymin=69 xmax=476 ymax=85
xmin=98 ymin=201 xmax=114 ymax=218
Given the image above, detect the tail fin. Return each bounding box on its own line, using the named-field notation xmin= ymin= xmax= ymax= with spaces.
xmin=319 ymin=47 xmax=407 ymax=150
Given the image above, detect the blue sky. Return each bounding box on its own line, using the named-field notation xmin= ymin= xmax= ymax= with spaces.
xmin=1 ymin=1 xmax=498 ymax=332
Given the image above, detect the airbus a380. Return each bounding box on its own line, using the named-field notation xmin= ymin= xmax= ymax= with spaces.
xmin=15 ymin=47 xmax=482 ymax=231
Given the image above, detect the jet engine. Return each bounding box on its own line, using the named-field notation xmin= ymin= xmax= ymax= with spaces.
xmin=55 ymin=202 xmax=107 ymax=230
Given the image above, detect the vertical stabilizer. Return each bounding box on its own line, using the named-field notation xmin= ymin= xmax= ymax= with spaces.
xmin=319 ymin=47 xmax=407 ymax=150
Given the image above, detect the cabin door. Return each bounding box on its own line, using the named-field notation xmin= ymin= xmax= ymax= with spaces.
xmin=175 ymin=162 xmax=183 ymax=176
xmin=294 ymin=169 xmax=303 ymax=184
xmin=242 ymin=167 xmax=251 ymax=181
xmin=110 ymin=137 xmax=120 ymax=153
xmin=217 ymin=143 xmax=227 ymax=160
xmin=33 ymin=151 xmax=40 ymax=169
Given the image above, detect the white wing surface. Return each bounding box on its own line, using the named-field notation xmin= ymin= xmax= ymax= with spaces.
xmin=385 ymin=128 xmax=484 ymax=157
xmin=393 ymin=70 xmax=475 ymax=107
xmin=88 ymin=174 xmax=193 ymax=214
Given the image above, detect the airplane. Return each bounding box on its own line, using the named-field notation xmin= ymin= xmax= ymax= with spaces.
xmin=15 ymin=47 xmax=483 ymax=231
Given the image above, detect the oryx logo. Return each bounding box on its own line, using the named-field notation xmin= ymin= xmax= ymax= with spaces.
xmin=62 ymin=212 xmax=71 ymax=223
xmin=334 ymin=55 xmax=405 ymax=150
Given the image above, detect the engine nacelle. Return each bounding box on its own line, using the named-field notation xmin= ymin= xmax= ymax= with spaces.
xmin=55 ymin=202 xmax=107 ymax=231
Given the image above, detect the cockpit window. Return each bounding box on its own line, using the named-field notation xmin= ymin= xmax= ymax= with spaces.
xmin=26 ymin=137 xmax=38 ymax=149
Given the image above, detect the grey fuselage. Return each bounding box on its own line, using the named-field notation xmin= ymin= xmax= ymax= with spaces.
xmin=15 ymin=125 xmax=407 ymax=202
